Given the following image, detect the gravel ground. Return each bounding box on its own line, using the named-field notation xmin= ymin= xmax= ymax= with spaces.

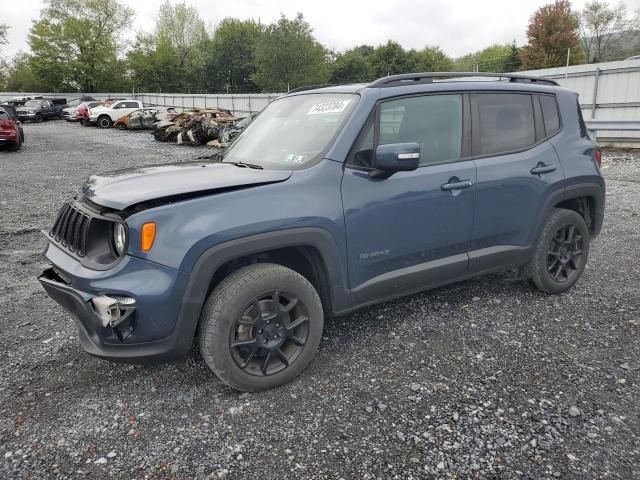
xmin=0 ymin=120 xmax=639 ymax=479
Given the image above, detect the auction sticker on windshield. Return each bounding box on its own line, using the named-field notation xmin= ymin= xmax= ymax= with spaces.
xmin=308 ymin=100 xmax=351 ymax=115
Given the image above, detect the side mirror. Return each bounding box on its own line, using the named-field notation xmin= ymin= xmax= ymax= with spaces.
xmin=371 ymin=142 xmax=420 ymax=178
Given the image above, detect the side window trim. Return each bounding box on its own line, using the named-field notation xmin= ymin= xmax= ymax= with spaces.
xmin=532 ymin=95 xmax=545 ymax=142
xmin=344 ymin=111 xmax=377 ymax=171
xmin=537 ymin=93 xmax=563 ymax=139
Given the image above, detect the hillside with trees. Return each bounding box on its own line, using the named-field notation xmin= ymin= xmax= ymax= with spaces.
xmin=0 ymin=0 xmax=638 ymax=93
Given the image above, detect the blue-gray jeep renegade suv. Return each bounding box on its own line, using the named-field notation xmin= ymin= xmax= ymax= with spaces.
xmin=39 ymin=72 xmax=605 ymax=391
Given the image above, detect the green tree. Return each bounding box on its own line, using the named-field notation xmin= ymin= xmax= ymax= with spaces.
xmin=369 ymin=40 xmax=409 ymax=77
xmin=0 ymin=24 xmax=8 ymax=46
xmin=407 ymin=46 xmax=453 ymax=72
xmin=127 ymin=1 xmax=209 ymax=92
xmin=454 ymin=43 xmax=521 ymax=73
xmin=578 ymin=1 xmax=632 ymax=62
xmin=0 ymin=24 xmax=9 ymax=90
xmin=521 ymin=0 xmax=585 ymax=70
xmin=206 ymin=18 xmax=262 ymax=92
xmin=506 ymin=41 xmax=522 ymax=71
xmin=5 ymin=52 xmax=49 ymax=91
xmin=127 ymin=33 xmax=180 ymax=92
xmin=253 ymin=13 xmax=330 ymax=92
xmin=28 ymin=0 xmax=134 ymax=92
xmin=155 ymin=1 xmax=209 ymax=91
xmin=330 ymin=47 xmax=374 ymax=83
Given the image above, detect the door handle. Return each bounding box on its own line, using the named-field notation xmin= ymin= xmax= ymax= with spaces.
xmin=530 ymin=163 xmax=557 ymax=175
xmin=441 ymin=180 xmax=473 ymax=191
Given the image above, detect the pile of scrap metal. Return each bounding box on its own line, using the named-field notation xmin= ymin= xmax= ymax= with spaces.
xmin=152 ymin=108 xmax=237 ymax=146
xmin=114 ymin=107 xmax=177 ymax=130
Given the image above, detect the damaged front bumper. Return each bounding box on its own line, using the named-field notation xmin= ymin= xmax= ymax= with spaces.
xmin=38 ymin=240 xmax=193 ymax=361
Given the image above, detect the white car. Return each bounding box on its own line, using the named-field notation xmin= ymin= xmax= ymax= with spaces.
xmin=88 ymin=100 xmax=145 ymax=128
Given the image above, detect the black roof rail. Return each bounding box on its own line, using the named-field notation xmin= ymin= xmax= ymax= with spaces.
xmin=287 ymin=84 xmax=336 ymax=94
xmin=368 ymin=72 xmax=559 ymax=87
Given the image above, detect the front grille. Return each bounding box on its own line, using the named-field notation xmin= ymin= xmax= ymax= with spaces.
xmin=49 ymin=203 xmax=92 ymax=256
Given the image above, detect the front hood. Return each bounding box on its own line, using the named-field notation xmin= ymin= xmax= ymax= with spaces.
xmin=89 ymin=106 xmax=109 ymax=114
xmin=81 ymin=161 xmax=292 ymax=210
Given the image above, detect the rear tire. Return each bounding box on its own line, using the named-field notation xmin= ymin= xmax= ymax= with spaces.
xmin=199 ymin=263 xmax=324 ymax=392
xmin=8 ymin=134 xmax=22 ymax=151
xmin=520 ymin=208 xmax=590 ymax=294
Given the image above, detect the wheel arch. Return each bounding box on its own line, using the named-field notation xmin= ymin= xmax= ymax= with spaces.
xmin=171 ymin=228 xmax=352 ymax=354
xmin=554 ymin=182 xmax=605 ymax=237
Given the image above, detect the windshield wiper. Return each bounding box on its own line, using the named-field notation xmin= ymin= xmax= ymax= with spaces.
xmin=222 ymin=161 xmax=264 ymax=170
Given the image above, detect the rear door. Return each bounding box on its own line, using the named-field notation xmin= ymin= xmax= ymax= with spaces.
xmin=44 ymin=100 xmax=54 ymax=117
xmin=341 ymin=93 xmax=477 ymax=303
xmin=469 ymin=92 xmax=564 ymax=272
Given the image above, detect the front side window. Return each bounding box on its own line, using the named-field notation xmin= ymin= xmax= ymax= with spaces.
xmin=222 ymin=93 xmax=358 ymax=170
xmin=349 ymin=94 xmax=463 ymax=169
xmin=379 ymin=95 xmax=463 ymax=166
xmin=475 ymin=93 xmax=536 ymax=155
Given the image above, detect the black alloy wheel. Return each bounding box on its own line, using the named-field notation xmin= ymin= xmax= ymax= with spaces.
xmin=199 ymin=263 xmax=324 ymax=391
xmin=520 ymin=208 xmax=590 ymax=294
xmin=547 ymin=224 xmax=584 ymax=283
xmin=230 ymin=290 xmax=310 ymax=376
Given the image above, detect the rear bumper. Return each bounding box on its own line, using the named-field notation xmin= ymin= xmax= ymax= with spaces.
xmin=38 ymin=240 xmax=195 ymax=361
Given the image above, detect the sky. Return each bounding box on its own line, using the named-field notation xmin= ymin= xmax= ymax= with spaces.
xmin=2 ymin=0 xmax=639 ymax=58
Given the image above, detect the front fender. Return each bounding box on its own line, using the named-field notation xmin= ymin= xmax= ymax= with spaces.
xmin=170 ymin=228 xmax=352 ymax=354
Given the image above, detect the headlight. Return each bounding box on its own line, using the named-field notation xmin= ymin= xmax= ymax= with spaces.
xmin=113 ymin=223 xmax=127 ymax=256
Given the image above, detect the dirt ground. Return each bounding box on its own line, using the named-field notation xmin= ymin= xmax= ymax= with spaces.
xmin=0 ymin=120 xmax=639 ymax=479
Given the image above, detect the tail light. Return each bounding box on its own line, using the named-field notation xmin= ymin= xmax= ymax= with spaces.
xmin=595 ymin=147 xmax=602 ymax=168
xmin=0 ymin=120 xmax=16 ymax=131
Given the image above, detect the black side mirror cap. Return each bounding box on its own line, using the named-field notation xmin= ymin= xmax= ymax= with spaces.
xmin=370 ymin=142 xmax=420 ymax=178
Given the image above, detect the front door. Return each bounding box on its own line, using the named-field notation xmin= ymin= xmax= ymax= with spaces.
xmin=341 ymin=93 xmax=477 ymax=304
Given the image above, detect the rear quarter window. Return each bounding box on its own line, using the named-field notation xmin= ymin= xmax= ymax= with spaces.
xmin=539 ymin=95 xmax=561 ymax=136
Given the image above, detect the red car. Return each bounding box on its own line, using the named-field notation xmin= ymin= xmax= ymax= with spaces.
xmin=0 ymin=105 xmax=24 ymax=151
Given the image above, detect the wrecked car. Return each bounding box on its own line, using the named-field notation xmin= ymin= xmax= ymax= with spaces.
xmin=114 ymin=107 xmax=177 ymax=130
xmin=39 ymin=73 xmax=605 ymax=393
xmin=88 ymin=100 xmax=145 ymax=128
xmin=152 ymin=108 xmax=236 ymax=146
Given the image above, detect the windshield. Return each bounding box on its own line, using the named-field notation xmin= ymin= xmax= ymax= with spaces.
xmin=222 ymin=93 xmax=358 ymax=169
xmin=24 ymin=100 xmax=42 ymax=107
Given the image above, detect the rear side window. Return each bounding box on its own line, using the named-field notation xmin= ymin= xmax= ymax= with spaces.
xmin=539 ymin=95 xmax=560 ymax=135
xmin=0 ymin=111 xmax=9 ymax=120
xmin=475 ymin=93 xmax=535 ymax=155
xmin=576 ymin=98 xmax=588 ymax=138
xmin=378 ymin=94 xmax=463 ymax=166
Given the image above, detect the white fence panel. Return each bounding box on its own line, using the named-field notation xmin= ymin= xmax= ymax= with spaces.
xmin=520 ymin=59 xmax=640 ymax=144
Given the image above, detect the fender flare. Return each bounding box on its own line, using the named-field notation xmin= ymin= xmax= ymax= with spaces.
xmin=169 ymin=227 xmax=352 ymax=356
xmin=533 ymin=180 xmax=605 ymax=249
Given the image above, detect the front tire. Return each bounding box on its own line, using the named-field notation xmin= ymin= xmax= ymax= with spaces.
xmin=520 ymin=208 xmax=590 ymax=294
xmin=199 ymin=263 xmax=324 ymax=392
